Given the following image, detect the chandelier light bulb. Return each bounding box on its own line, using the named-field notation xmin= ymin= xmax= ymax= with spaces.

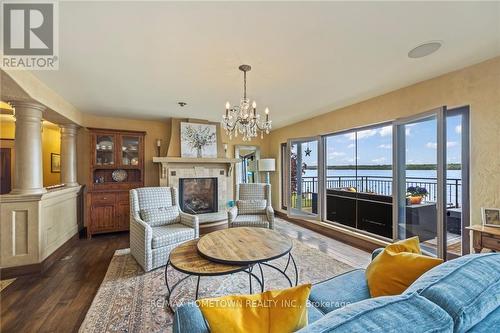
xmin=222 ymin=64 xmax=272 ymax=141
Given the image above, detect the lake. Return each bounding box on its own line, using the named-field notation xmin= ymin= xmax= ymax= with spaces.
xmin=299 ymin=169 xmax=462 ymax=206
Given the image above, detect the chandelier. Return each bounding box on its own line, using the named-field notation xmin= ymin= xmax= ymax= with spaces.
xmin=222 ymin=64 xmax=272 ymax=141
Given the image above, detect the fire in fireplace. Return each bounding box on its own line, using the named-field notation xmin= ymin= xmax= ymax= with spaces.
xmin=179 ymin=177 xmax=218 ymax=214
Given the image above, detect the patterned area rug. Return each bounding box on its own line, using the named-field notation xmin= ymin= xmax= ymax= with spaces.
xmin=0 ymin=278 xmax=15 ymax=292
xmin=80 ymin=240 xmax=353 ymax=333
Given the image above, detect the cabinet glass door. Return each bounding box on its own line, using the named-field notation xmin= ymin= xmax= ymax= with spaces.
xmin=121 ymin=136 xmax=140 ymax=166
xmin=95 ymin=135 xmax=115 ymax=166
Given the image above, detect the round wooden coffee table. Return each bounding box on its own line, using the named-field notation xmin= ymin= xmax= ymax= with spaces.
xmin=164 ymin=239 xmax=262 ymax=310
xmin=197 ymin=227 xmax=298 ymax=289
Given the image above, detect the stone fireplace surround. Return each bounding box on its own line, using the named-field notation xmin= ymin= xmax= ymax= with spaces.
xmin=152 ymin=157 xmax=239 ymax=232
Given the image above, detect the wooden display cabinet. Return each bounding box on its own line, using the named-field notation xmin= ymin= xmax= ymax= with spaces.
xmin=86 ymin=128 xmax=145 ymax=237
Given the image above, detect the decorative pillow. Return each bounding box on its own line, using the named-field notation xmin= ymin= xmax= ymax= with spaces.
xmin=237 ymin=199 xmax=267 ymax=214
xmin=139 ymin=206 xmax=179 ymax=227
xmin=366 ymin=237 xmax=443 ymax=297
xmin=196 ymin=284 xmax=311 ymax=333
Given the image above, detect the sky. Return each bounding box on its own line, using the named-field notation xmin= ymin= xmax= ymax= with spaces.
xmin=293 ymin=115 xmax=462 ymax=167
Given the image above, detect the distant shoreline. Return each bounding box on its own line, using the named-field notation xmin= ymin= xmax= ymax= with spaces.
xmin=304 ymin=163 xmax=461 ymax=171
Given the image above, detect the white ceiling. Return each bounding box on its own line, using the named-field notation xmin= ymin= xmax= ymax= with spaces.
xmin=33 ymin=1 xmax=500 ymax=129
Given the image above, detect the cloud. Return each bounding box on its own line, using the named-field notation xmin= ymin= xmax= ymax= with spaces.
xmin=372 ymin=157 xmax=386 ymax=163
xmin=379 ymin=126 xmax=392 ymax=137
xmin=426 ymin=141 xmax=458 ymax=149
xmin=455 ymin=125 xmax=462 ymax=134
xmin=344 ymin=129 xmax=377 ymax=141
xmin=405 ymin=128 xmax=411 ymax=136
xmin=329 ymin=151 xmax=346 ymax=158
xmin=344 ymin=133 xmax=356 ymax=141
xmin=378 ymin=144 xmax=391 ymax=149
xmin=347 ymin=143 xmax=355 ymax=148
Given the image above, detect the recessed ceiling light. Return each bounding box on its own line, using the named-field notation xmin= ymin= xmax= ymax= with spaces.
xmin=408 ymin=41 xmax=442 ymax=59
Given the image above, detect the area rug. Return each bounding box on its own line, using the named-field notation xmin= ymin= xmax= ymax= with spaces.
xmin=0 ymin=278 xmax=15 ymax=292
xmin=79 ymin=240 xmax=353 ymax=333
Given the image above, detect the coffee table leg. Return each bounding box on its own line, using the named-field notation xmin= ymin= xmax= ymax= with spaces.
xmin=248 ymin=265 xmax=253 ymax=293
xmin=195 ymin=276 xmax=201 ymax=299
xmin=165 ymin=259 xmax=171 ymax=293
xmin=257 ymin=263 xmax=265 ymax=292
xmin=290 ymin=253 xmax=298 ymax=286
xmin=246 ymin=266 xmax=263 ymax=293
xmin=284 ymin=254 xmax=291 ymax=272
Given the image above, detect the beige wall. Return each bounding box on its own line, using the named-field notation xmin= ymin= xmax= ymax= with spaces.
xmin=0 ymin=118 xmax=61 ymax=187
xmin=41 ymin=124 xmax=61 ymax=187
xmin=266 ymin=56 xmax=500 ymax=226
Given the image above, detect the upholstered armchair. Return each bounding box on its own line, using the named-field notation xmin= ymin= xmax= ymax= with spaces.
xmin=228 ymin=183 xmax=274 ymax=229
xmin=130 ymin=187 xmax=199 ymax=272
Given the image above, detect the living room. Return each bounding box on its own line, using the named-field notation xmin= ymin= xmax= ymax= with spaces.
xmin=1 ymin=1 xmax=499 ymax=332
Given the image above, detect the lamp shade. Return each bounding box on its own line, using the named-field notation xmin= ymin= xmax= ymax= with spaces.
xmin=258 ymin=158 xmax=275 ymax=172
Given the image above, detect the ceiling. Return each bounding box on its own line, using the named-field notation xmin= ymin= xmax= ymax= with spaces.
xmin=33 ymin=1 xmax=500 ymax=129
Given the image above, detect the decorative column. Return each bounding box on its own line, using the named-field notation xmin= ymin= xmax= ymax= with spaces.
xmin=10 ymin=102 xmax=46 ymax=195
xmin=60 ymin=124 xmax=79 ymax=187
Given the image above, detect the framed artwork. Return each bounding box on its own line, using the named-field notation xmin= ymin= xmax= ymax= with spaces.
xmin=482 ymin=208 xmax=500 ymax=227
xmin=51 ymin=153 xmax=61 ymax=173
xmin=180 ymin=122 xmax=217 ymax=158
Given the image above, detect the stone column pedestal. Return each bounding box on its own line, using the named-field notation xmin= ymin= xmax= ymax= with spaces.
xmin=60 ymin=124 xmax=79 ymax=187
xmin=10 ymin=102 xmax=46 ymax=195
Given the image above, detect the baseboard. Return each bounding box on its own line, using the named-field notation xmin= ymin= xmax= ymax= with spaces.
xmin=0 ymin=233 xmax=79 ymax=279
xmin=276 ymin=211 xmax=385 ymax=253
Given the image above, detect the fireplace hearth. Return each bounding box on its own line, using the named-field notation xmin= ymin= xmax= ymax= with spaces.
xmin=179 ymin=177 xmax=218 ymax=214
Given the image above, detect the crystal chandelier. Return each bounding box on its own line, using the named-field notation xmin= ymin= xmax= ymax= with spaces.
xmin=222 ymin=64 xmax=272 ymax=141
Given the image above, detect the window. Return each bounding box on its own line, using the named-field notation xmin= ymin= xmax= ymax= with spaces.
xmin=324 ymin=124 xmax=393 ymax=238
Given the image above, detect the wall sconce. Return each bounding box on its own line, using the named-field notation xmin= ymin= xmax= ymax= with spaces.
xmin=156 ymin=139 xmax=162 ymax=157
xmin=223 ymin=143 xmax=228 ymax=157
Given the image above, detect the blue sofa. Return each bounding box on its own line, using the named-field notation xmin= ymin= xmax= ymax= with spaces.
xmin=173 ymin=252 xmax=500 ymax=333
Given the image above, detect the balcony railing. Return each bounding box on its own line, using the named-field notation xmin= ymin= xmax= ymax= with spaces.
xmin=291 ymin=175 xmax=462 ymax=209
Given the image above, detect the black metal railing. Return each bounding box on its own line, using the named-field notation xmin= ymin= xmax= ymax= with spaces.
xmin=291 ymin=175 xmax=461 ymax=209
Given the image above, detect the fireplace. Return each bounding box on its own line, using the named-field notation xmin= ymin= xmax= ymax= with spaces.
xmin=179 ymin=177 xmax=218 ymax=214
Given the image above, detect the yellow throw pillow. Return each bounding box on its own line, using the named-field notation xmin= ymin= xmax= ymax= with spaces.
xmin=267 ymin=284 xmax=311 ymax=333
xmin=196 ymin=284 xmax=312 ymax=333
xmin=366 ymin=237 xmax=443 ymax=297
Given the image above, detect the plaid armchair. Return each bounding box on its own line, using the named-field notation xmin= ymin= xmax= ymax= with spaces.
xmin=228 ymin=183 xmax=274 ymax=230
xmin=130 ymin=187 xmax=199 ymax=272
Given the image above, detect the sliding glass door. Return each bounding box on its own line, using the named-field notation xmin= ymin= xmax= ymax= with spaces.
xmin=284 ymin=106 xmax=468 ymax=260
xmin=287 ymin=137 xmax=322 ymax=219
xmin=393 ymin=107 xmax=447 ymax=258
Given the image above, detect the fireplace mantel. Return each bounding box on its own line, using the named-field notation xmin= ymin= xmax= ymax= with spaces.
xmin=152 ymin=157 xmax=240 ymax=176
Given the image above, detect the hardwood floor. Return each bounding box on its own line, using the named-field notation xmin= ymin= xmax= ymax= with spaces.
xmin=0 ymin=232 xmax=129 ymax=333
xmin=0 ymin=219 xmax=370 ymax=333
xmin=275 ymin=218 xmax=371 ymax=268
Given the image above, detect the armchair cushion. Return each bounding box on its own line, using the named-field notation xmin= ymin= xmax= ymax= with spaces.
xmin=231 ymin=214 xmax=269 ymax=228
xmin=140 ymin=206 xmax=180 ymax=227
xmin=237 ymin=199 xmax=267 ymax=214
xmin=239 ymin=183 xmax=267 ymax=200
xmin=151 ymin=224 xmax=195 ymax=249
